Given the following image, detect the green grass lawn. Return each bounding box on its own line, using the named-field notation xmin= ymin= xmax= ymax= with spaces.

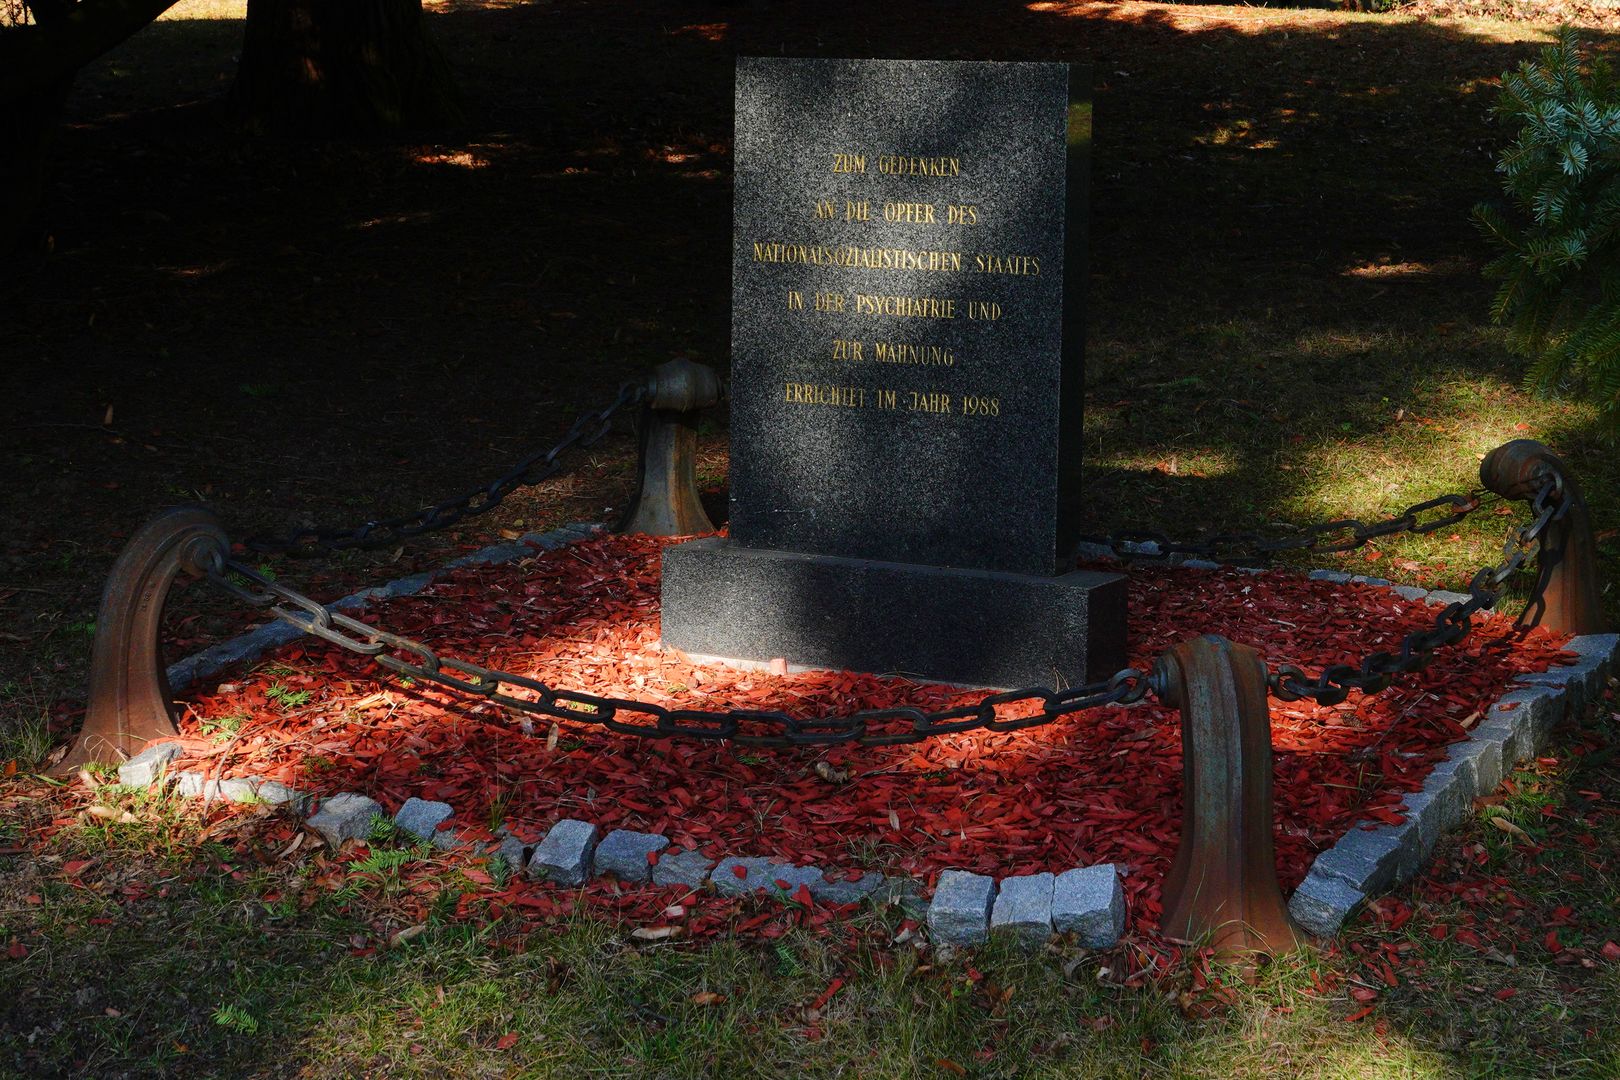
xmin=4 ymin=0 xmax=1620 ymax=1075
xmin=3 ymin=708 xmax=1617 ymax=1078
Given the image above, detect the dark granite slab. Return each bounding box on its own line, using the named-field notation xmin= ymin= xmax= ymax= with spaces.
xmin=660 ymin=57 xmax=1118 ymax=689
xmin=662 ymin=538 xmax=1126 ymax=688
xmin=728 ymin=57 xmax=1091 ymax=576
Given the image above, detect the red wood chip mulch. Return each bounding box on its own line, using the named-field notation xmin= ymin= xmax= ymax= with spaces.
xmin=168 ymin=534 xmax=1572 ymax=934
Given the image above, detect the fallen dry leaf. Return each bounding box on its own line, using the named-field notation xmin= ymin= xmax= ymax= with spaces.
xmin=1489 ymin=816 xmax=1530 ymax=841
xmin=389 ymin=924 xmax=427 ymax=947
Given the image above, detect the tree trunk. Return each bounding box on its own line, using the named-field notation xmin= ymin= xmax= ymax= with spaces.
xmin=0 ymin=0 xmax=183 ymax=254
xmin=229 ymin=0 xmax=461 ymax=136
xmin=0 ymin=74 xmax=71 ymax=255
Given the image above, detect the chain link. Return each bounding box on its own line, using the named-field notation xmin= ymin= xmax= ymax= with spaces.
xmin=1077 ymin=491 xmax=1489 ymax=565
xmin=203 ymin=547 xmax=1150 ymax=746
xmin=1266 ymin=474 xmax=1563 ymax=706
xmin=243 ymin=381 xmax=649 ymax=558
xmin=201 ymin=470 xmax=1567 ymax=745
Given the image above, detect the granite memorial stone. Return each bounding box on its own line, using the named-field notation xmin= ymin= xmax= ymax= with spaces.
xmin=662 ymin=57 xmax=1126 ymax=687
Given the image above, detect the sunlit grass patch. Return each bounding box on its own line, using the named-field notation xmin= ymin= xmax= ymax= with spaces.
xmin=155 ymin=0 xmax=244 ymax=21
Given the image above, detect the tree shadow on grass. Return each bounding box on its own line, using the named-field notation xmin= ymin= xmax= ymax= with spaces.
xmin=11 ymin=1 xmax=1605 ymax=552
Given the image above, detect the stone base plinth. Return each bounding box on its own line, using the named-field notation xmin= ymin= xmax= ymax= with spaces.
xmin=660 ymin=538 xmax=1127 ymax=688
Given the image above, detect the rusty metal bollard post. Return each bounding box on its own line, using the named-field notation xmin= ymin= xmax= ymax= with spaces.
xmin=1479 ymin=439 xmax=1608 ymax=636
xmin=617 ymin=358 xmax=721 ymax=536
xmin=1153 ymin=634 xmax=1304 ymax=956
xmin=52 ymin=507 xmax=228 ymax=775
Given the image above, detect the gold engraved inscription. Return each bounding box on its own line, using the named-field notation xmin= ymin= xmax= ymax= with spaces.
xmin=972 ymin=253 xmax=1040 ymax=276
xmin=872 ymin=341 xmax=954 ymax=366
xmin=752 ymin=242 xmax=961 ymax=272
xmin=852 ymin=294 xmax=956 ymax=319
xmin=882 ymin=201 xmax=935 ymax=224
xmin=908 ymin=391 xmax=953 ymax=414
xmin=961 ymin=394 xmax=1000 ymax=417
xmin=784 ymin=383 xmax=866 ymax=408
xmin=877 ymin=155 xmax=961 ymax=177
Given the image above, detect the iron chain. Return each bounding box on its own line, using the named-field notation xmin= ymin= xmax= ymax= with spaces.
xmin=204 ymin=547 xmax=1150 ymax=747
xmin=244 ymin=381 xmax=649 ymax=558
xmin=203 ymin=471 xmax=1568 ymax=745
xmin=1266 ymin=474 xmax=1564 ymax=706
xmin=1077 ymin=491 xmax=1488 ymax=565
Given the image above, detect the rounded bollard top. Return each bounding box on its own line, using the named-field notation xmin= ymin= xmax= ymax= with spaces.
xmin=1479 ymin=439 xmax=1563 ymax=501
xmin=646 ymin=358 xmax=722 ymax=413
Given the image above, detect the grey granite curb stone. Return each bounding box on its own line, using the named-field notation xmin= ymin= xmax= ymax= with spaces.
xmin=1309 ymin=825 xmax=1406 ymax=896
xmin=873 ymin=876 xmax=930 ymax=919
xmin=163 ymin=523 xmax=603 ymax=693
xmin=174 ymin=771 xmax=216 ymax=800
xmin=307 ymin=793 xmax=384 ymax=848
xmin=252 ymin=780 xmax=311 ymax=813
xmin=1487 ymin=685 xmax=1566 ymax=761
xmin=1391 ymin=585 xmax=1429 ymax=602
xmin=1289 ymin=871 xmax=1365 ymax=937
xmin=1424 ymin=590 xmax=1472 ymax=608
xmin=175 ymin=772 xmax=262 ymax=803
xmin=990 ymin=872 xmax=1054 ymax=947
xmin=1473 ymin=714 xmax=1534 ymax=773
xmin=710 ymin=856 xmax=823 ymax=898
xmin=1565 ymin=633 xmax=1620 ymax=685
xmin=1445 ymin=734 xmax=1503 ymax=797
xmin=1052 ymin=865 xmax=1125 ymax=947
xmin=394 ymin=798 xmax=453 ymax=844
xmin=809 ymin=870 xmax=885 ymax=906
xmin=1349 ymin=575 xmax=1391 ymax=588
xmin=650 ymin=847 xmax=715 ymax=889
xmin=1292 ymin=632 xmax=1620 ymax=939
xmin=530 ymin=819 xmax=599 ymax=886
xmin=1308 ymin=570 xmax=1353 ymax=584
xmin=496 ymin=834 xmax=532 ymax=874
xmin=216 ymin=777 xmax=264 ymax=803
xmin=1515 ymin=666 xmax=1595 ymax=715
xmin=1517 ymin=641 xmax=1613 ymax=716
xmin=117 ymin=742 xmax=182 ymax=788
xmin=1389 ymin=789 xmax=1442 ymax=881
xmin=927 ymin=870 xmax=996 ymax=946
xmin=594 ymin=830 xmax=671 ymax=884
xmin=1422 ymin=756 xmax=1477 ymax=832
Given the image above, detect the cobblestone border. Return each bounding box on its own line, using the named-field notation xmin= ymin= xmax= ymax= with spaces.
xmin=1077 ymin=539 xmax=1618 ymax=939
xmin=103 ymin=532 xmax=1604 ymax=951
xmin=1289 ymin=630 xmax=1618 ymax=935
xmin=112 ymin=746 xmax=1128 ymax=948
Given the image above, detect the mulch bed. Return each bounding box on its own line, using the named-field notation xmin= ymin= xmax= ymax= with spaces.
xmin=157 ymin=533 xmax=1571 ymax=936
